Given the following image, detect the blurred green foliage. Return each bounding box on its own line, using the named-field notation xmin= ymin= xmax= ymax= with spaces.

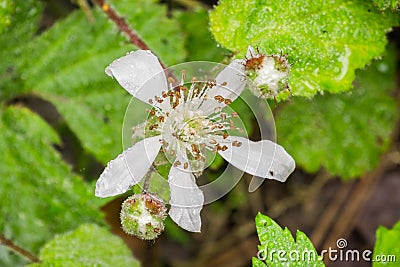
xmin=0 ymin=0 xmax=13 ymax=34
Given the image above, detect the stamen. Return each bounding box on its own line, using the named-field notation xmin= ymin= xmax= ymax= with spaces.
xmin=149 ymin=124 xmax=159 ymax=130
xmin=214 ymin=95 xmax=225 ymax=103
xmin=181 ymin=70 xmax=186 ymax=85
xmin=173 ymin=160 xmax=181 ymax=167
xmin=224 ymin=98 xmax=232 ymax=105
xmin=232 ymin=141 xmax=242 ymax=147
xmin=191 ymin=144 xmax=200 ymax=154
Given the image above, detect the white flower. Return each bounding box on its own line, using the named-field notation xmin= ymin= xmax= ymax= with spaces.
xmin=244 ymin=46 xmax=291 ymax=98
xmin=95 ymin=50 xmax=295 ymax=232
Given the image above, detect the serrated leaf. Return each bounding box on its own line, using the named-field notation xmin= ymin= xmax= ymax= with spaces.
xmin=373 ymin=0 xmax=400 ymax=11
xmin=254 ymin=213 xmax=325 ymax=267
xmin=0 ymin=0 xmax=42 ymax=100
xmin=210 ymin=0 xmax=399 ymax=99
xmin=0 ymin=106 xmax=103 ymax=266
xmin=372 ymin=220 xmax=400 ymax=267
xmin=276 ymin=47 xmax=398 ymax=179
xmin=29 ymin=224 xmax=140 ymax=267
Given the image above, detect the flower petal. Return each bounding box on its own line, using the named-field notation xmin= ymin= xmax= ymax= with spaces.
xmin=217 ymin=136 xmax=295 ymax=182
xmin=105 ymin=50 xmax=168 ymax=105
xmin=201 ymin=59 xmax=246 ymax=113
xmin=95 ymin=136 xmax=161 ymax=198
xmin=168 ymin=162 xmax=204 ymax=232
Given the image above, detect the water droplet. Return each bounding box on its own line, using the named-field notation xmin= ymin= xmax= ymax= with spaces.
xmin=377 ymin=63 xmax=388 ymax=73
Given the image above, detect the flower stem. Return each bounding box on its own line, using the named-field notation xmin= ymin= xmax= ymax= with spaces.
xmin=0 ymin=235 xmax=40 ymax=263
xmin=142 ymin=170 xmax=152 ymax=193
xmin=94 ymin=0 xmax=166 ymax=69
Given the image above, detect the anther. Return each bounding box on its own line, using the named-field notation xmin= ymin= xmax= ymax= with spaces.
xmin=232 ymin=141 xmax=242 ymax=147
xmin=224 ymin=98 xmax=232 ymax=105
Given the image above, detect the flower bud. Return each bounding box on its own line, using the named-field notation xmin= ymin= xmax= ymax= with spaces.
xmin=120 ymin=193 xmax=167 ymax=240
xmin=244 ymin=46 xmax=291 ymax=99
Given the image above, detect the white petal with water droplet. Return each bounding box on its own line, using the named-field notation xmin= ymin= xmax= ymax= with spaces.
xmin=201 ymin=60 xmax=247 ymax=114
xmin=217 ymin=136 xmax=295 ymax=182
xmin=168 ymin=158 xmax=204 ymax=232
xmin=105 ymin=50 xmax=168 ymax=105
xmin=95 ymin=135 xmax=161 ymax=198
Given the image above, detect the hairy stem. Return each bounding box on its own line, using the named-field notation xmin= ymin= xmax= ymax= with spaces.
xmin=94 ymin=0 xmax=166 ymax=69
xmin=0 ymin=235 xmax=40 ymax=263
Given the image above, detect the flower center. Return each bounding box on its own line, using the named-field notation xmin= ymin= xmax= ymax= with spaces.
xmin=144 ymin=73 xmax=243 ymax=175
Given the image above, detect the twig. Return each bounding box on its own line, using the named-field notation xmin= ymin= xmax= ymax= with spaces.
xmin=310 ymin=179 xmax=355 ymax=248
xmin=94 ymin=0 xmax=166 ymax=69
xmin=0 ymin=235 xmax=40 ymax=263
xmin=267 ymin=170 xmax=333 ymax=218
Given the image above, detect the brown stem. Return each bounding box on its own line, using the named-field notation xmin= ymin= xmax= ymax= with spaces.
xmin=94 ymin=0 xmax=166 ymax=69
xmin=0 ymin=235 xmax=40 ymax=263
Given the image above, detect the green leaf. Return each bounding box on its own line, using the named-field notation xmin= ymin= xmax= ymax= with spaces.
xmin=29 ymin=224 xmax=140 ymax=267
xmin=373 ymin=0 xmax=400 ymax=11
xmin=373 ymin=220 xmax=400 ymax=267
xmin=0 ymin=0 xmax=13 ymax=34
xmin=108 ymin=0 xmax=186 ymax=65
xmin=253 ymin=213 xmax=325 ymax=267
xmin=276 ymin=47 xmax=398 ymax=179
xmin=0 ymin=0 xmax=43 ymax=100
xmin=210 ymin=0 xmax=399 ymax=99
xmin=0 ymin=106 xmax=103 ymax=266
xmin=176 ymin=8 xmax=228 ymax=62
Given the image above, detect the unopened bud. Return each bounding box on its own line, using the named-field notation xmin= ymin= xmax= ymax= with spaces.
xmin=120 ymin=193 xmax=167 ymax=240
